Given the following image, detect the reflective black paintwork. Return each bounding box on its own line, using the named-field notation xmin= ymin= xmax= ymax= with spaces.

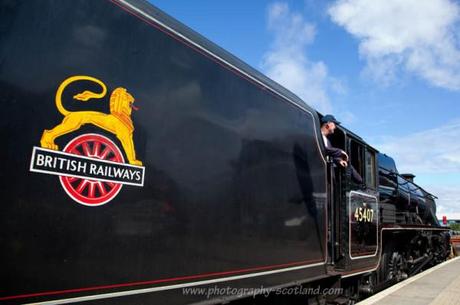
xmin=0 ymin=0 xmax=327 ymax=303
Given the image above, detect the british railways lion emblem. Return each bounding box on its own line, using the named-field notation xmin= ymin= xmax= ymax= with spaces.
xmin=30 ymin=75 xmax=145 ymax=206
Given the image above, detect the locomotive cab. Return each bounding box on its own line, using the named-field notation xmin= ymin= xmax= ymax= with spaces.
xmin=321 ymin=124 xmax=377 ymax=191
xmin=323 ymin=124 xmax=380 ymax=272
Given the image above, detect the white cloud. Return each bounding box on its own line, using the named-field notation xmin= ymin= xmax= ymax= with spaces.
xmin=375 ymin=120 xmax=460 ymax=174
xmin=328 ymin=0 xmax=460 ymax=90
xmin=429 ymin=185 xmax=460 ymax=219
xmin=261 ymin=2 xmax=344 ymax=113
xmin=338 ymin=110 xmax=356 ymax=125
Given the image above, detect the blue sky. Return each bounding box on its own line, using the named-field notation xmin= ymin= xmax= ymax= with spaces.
xmin=149 ymin=0 xmax=460 ymax=219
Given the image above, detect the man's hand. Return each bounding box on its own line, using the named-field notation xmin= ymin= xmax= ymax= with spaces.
xmin=339 ymin=160 xmax=348 ymax=167
xmin=340 ymin=150 xmax=349 ymax=161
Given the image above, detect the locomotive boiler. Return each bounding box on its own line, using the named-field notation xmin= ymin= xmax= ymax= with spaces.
xmin=0 ymin=1 xmax=450 ymax=304
xmin=378 ymin=153 xmax=439 ymax=226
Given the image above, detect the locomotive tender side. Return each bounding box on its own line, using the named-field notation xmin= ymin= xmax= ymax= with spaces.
xmin=0 ymin=0 xmax=450 ymax=304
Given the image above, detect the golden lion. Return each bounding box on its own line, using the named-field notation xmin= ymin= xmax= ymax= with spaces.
xmin=40 ymin=75 xmax=143 ymax=166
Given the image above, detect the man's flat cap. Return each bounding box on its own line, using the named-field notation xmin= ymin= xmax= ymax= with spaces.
xmin=321 ymin=114 xmax=341 ymax=125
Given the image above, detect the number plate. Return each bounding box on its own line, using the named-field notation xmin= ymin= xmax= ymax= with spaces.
xmin=348 ymin=191 xmax=378 ymax=259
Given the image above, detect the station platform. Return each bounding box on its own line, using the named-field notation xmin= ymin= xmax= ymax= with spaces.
xmin=357 ymin=256 xmax=460 ymax=305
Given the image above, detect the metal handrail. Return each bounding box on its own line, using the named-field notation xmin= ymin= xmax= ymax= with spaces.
xmin=378 ymin=166 xmax=438 ymax=199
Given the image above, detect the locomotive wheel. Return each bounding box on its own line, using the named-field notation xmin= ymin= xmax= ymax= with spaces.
xmin=433 ymin=237 xmax=448 ymax=264
xmin=386 ymin=252 xmax=406 ymax=282
xmin=378 ymin=244 xmax=407 ymax=287
xmin=59 ymin=133 xmax=124 ymax=206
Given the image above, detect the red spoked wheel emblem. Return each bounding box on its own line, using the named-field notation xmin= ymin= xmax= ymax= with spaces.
xmin=60 ymin=134 xmax=124 ymax=206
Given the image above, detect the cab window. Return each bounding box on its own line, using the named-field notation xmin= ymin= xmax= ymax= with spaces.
xmin=365 ymin=150 xmax=376 ymax=189
xmin=350 ymin=140 xmax=364 ymax=179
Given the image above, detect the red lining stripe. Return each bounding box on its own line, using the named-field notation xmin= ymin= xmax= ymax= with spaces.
xmin=0 ymin=259 xmax=321 ymax=301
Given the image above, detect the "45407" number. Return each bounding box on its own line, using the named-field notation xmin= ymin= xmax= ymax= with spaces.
xmin=354 ymin=206 xmax=374 ymax=223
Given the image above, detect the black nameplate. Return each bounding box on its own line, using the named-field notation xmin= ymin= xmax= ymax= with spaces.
xmin=30 ymin=147 xmax=144 ymax=186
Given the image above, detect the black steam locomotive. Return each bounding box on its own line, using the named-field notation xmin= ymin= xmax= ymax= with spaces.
xmin=0 ymin=1 xmax=449 ymax=304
